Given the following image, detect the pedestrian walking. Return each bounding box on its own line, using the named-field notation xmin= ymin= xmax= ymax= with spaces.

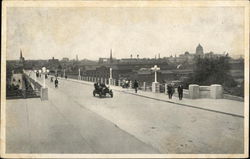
xmin=133 ymin=80 xmax=139 ymax=93
xmin=167 ymin=84 xmax=172 ymax=99
xmin=55 ymin=78 xmax=59 ymax=88
xmin=177 ymin=84 xmax=183 ymax=100
xmin=171 ymin=84 xmax=175 ymax=98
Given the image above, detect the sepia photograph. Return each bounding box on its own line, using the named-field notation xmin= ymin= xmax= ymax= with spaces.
xmin=1 ymin=0 xmax=249 ymax=158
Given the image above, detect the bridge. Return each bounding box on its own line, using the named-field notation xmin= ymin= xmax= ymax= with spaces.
xmin=6 ymin=71 xmax=244 ymax=154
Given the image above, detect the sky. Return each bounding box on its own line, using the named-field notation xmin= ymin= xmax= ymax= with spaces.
xmin=6 ymin=6 xmax=245 ymax=60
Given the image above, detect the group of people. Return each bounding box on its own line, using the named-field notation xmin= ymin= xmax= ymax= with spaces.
xmin=94 ymin=82 xmax=107 ymax=92
xmin=50 ymin=76 xmax=59 ymax=88
xmin=167 ymin=83 xmax=183 ymax=100
xmin=121 ymin=79 xmax=139 ymax=93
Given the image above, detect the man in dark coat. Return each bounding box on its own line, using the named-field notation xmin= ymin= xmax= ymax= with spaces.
xmin=177 ymin=84 xmax=184 ymax=100
xmin=167 ymin=84 xmax=172 ymax=99
xmin=133 ymin=80 xmax=139 ymax=93
xmin=55 ymin=78 xmax=59 ymax=88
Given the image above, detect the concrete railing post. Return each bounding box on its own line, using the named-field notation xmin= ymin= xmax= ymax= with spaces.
xmin=129 ymin=81 xmax=133 ymax=89
xmin=152 ymin=82 xmax=160 ymax=93
xmin=109 ymin=78 xmax=112 ymax=86
xmin=189 ymin=84 xmax=200 ymax=99
xmin=210 ymin=84 xmax=223 ymax=99
xmin=118 ymin=80 xmax=121 ymax=86
xmin=164 ymin=84 xmax=168 ymax=94
xmin=142 ymin=82 xmax=146 ymax=91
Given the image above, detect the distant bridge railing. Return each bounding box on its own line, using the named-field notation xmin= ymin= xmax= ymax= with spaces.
xmin=23 ymin=73 xmax=42 ymax=98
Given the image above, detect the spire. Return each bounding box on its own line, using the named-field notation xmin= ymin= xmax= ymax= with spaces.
xmin=20 ymin=49 xmax=23 ymax=58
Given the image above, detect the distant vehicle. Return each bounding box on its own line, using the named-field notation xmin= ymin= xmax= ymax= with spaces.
xmin=93 ymin=83 xmax=113 ymax=98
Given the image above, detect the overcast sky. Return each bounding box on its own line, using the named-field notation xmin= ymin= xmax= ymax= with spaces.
xmin=7 ymin=7 xmax=245 ymax=60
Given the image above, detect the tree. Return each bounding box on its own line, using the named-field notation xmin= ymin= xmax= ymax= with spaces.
xmin=186 ymin=56 xmax=237 ymax=88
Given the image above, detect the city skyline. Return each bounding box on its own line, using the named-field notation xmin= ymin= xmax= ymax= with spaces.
xmin=7 ymin=7 xmax=244 ymax=60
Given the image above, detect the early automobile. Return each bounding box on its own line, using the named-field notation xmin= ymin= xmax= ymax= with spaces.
xmin=93 ymin=83 xmax=113 ymax=98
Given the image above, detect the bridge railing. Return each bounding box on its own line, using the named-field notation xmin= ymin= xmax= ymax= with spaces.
xmin=23 ymin=73 xmax=42 ymax=98
xmin=53 ymin=74 xmax=243 ymax=101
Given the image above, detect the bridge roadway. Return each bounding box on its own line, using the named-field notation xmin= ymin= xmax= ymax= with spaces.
xmin=6 ymin=74 xmax=244 ymax=154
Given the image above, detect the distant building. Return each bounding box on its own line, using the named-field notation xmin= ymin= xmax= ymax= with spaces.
xmin=62 ymin=57 xmax=69 ymax=62
xmin=98 ymin=49 xmax=117 ymax=64
xmin=48 ymin=57 xmax=60 ymax=71
xmin=196 ymin=44 xmax=204 ymax=55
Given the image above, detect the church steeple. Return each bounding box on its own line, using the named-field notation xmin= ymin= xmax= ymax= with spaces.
xmin=20 ymin=49 xmax=23 ymax=59
xmin=19 ymin=49 xmax=25 ymax=67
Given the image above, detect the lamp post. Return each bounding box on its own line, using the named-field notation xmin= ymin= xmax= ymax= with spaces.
xmin=78 ymin=68 xmax=81 ymax=80
xmin=109 ymin=67 xmax=113 ymax=85
xmin=42 ymin=67 xmax=46 ymax=88
xmin=151 ymin=65 xmax=160 ymax=93
xmin=47 ymin=69 xmax=50 ymax=78
xmin=38 ymin=69 xmax=42 ymax=78
xmin=41 ymin=67 xmax=48 ymax=101
xmin=151 ymin=65 xmax=160 ymax=83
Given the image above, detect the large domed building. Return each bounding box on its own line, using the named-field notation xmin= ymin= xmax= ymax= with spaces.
xmin=195 ymin=44 xmax=204 ymax=55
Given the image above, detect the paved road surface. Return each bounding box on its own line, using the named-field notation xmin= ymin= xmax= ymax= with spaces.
xmin=6 ymin=75 xmax=244 ymax=153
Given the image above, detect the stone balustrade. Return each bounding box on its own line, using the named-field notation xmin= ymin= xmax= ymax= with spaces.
xmin=78 ymin=75 xmax=224 ymax=100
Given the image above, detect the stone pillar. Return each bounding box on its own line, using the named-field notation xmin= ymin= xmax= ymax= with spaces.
xmin=40 ymin=88 xmax=48 ymax=101
xmin=129 ymin=81 xmax=133 ymax=89
xmin=113 ymin=79 xmax=116 ymax=86
xmin=118 ymin=80 xmax=122 ymax=86
xmin=152 ymin=82 xmax=160 ymax=93
xmin=164 ymin=84 xmax=168 ymax=94
xmin=210 ymin=84 xmax=223 ymax=99
xmin=189 ymin=84 xmax=200 ymax=99
xmin=142 ymin=82 xmax=146 ymax=91
xmin=109 ymin=78 xmax=113 ymax=86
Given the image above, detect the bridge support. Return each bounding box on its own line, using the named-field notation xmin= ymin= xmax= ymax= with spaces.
xmin=40 ymin=88 xmax=48 ymax=101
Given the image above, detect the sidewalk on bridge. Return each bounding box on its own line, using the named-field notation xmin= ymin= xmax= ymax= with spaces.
xmin=57 ymin=77 xmax=244 ymax=117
